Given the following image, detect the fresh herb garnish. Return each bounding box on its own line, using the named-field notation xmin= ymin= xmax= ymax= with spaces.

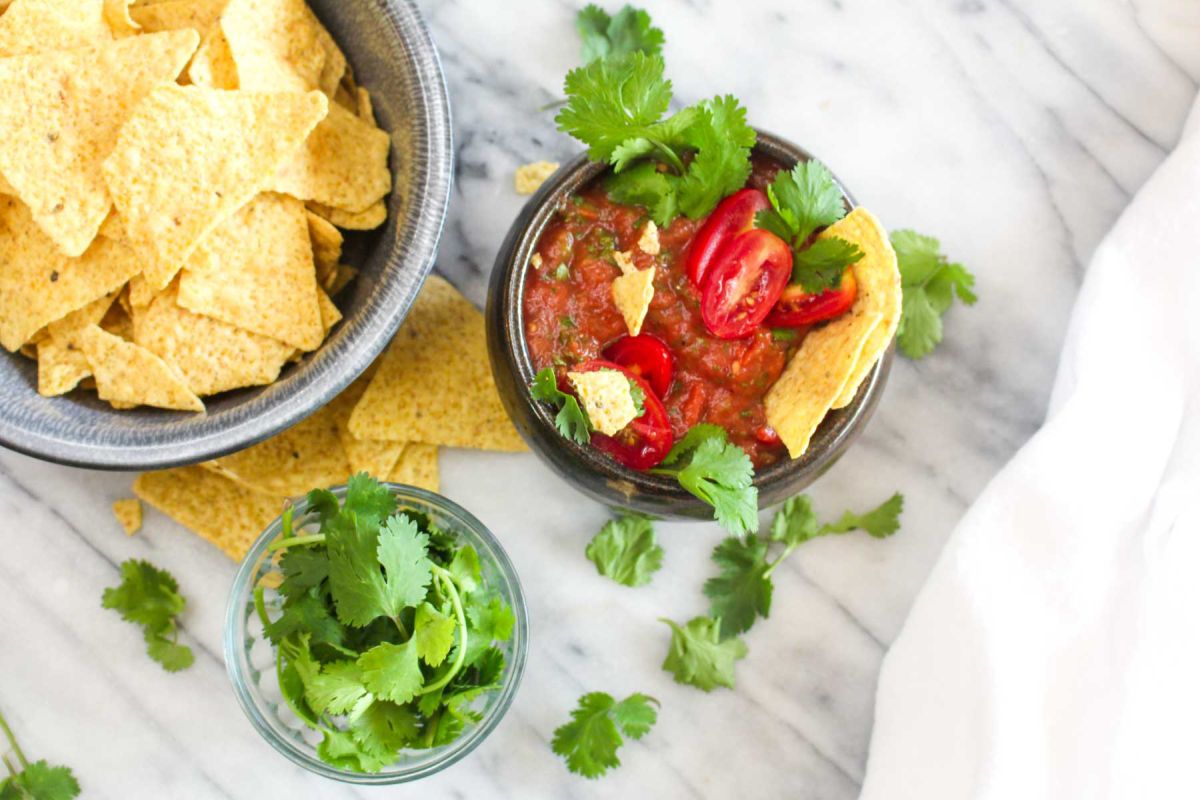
xmin=0 ymin=707 xmax=80 ymax=800
xmin=659 ymin=616 xmax=747 ymax=692
xmin=891 ymin=229 xmax=977 ymax=359
xmin=576 ymin=4 xmax=664 ymax=64
xmin=530 ymin=367 xmax=592 ymax=445
xmin=260 ymin=475 xmax=514 ymax=772
xmin=101 ymin=559 xmax=194 ymax=673
xmin=551 ymin=692 xmax=659 ymax=778
xmin=756 ymin=161 xmax=863 ymax=293
xmin=585 ymin=513 xmax=663 ymax=587
xmin=650 ymin=424 xmax=757 ymax=536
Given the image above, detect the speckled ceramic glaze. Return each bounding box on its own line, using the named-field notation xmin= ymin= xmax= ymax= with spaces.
xmin=0 ymin=0 xmax=453 ymax=470
xmin=487 ymin=132 xmax=893 ymax=519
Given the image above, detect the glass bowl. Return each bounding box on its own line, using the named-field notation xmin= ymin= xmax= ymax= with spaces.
xmin=224 ymin=483 xmax=528 ymax=785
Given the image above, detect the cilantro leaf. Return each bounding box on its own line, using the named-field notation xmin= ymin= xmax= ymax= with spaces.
xmin=576 ymin=4 xmax=664 ymax=64
xmin=758 ymin=160 xmax=847 ymax=245
xmin=531 ymin=367 xmax=592 ymax=445
xmin=675 ymin=95 xmax=756 ymax=219
xmin=358 ymin=641 xmax=424 ymax=705
xmin=447 ymin=545 xmax=481 ymax=594
xmin=606 ymin=161 xmax=678 ymax=226
xmin=820 ymin=492 xmax=904 ymax=538
xmin=0 ymin=761 xmax=80 ymax=800
xmin=463 ymin=594 xmax=516 ymax=666
xmin=350 ymin=702 xmax=420 ymax=759
xmin=265 ymin=589 xmax=345 ymax=650
xmin=317 ymin=728 xmax=392 ymax=774
xmin=325 ymin=513 xmax=391 ymax=628
xmin=556 ymin=52 xmax=673 ymax=163
xmin=660 ymin=423 xmax=726 ymax=465
xmin=277 ymin=547 xmax=329 ymax=599
xmin=342 ymin=473 xmax=399 ymax=527
xmin=660 ymin=616 xmax=747 ymax=692
xmin=101 ymin=559 xmax=193 ymax=673
xmin=551 ymin=692 xmax=659 ymax=778
xmin=377 ymin=514 xmax=433 ymax=618
xmin=891 ymin=229 xmax=977 ymax=359
xmin=702 ymin=536 xmax=772 ymax=639
xmin=305 ymin=660 xmax=372 ymax=717
xmin=768 ymin=494 xmax=819 ymax=547
xmin=652 ymin=425 xmax=758 ymax=534
xmin=585 ymin=514 xmax=663 ymax=587
xmin=790 ymin=236 xmax=864 ymax=293
xmin=414 ymin=602 xmax=456 ymax=667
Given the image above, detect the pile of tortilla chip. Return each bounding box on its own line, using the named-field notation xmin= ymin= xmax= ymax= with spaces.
xmin=0 ymin=0 xmax=392 ymax=411
xmin=765 ymin=207 xmax=903 ymax=458
xmin=133 ymin=276 xmax=527 ymax=559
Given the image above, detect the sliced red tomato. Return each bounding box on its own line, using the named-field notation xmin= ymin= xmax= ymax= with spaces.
xmin=766 ymin=268 xmax=858 ymax=328
xmin=699 ymin=229 xmax=793 ymax=340
xmin=685 ymin=188 xmax=771 ymax=288
xmin=573 ymin=359 xmax=674 ymax=470
xmin=602 ymin=334 xmax=675 ymax=398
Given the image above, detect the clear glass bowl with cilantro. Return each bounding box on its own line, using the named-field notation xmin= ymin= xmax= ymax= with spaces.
xmin=224 ymin=477 xmax=528 ymax=784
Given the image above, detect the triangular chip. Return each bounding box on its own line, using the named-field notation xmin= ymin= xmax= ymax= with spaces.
xmin=356 ymin=87 xmax=375 ymax=125
xmin=611 ymin=253 xmax=654 ymax=336
xmin=133 ymin=283 xmax=295 ymax=396
xmin=317 ymin=288 xmax=342 ymax=333
xmin=101 ymin=85 xmax=328 ymax=293
xmin=388 ymin=444 xmax=439 ymax=493
xmin=306 ymin=209 xmax=342 ymax=286
xmin=112 ymin=497 xmax=142 ymax=535
xmin=176 ymin=193 xmax=323 ymax=350
xmin=272 ymin=103 xmax=391 ymax=213
xmin=0 ymin=196 xmax=141 ymax=351
xmin=312 ymin=13 xmax=345 ymax=97
xmin=103 ymin=0 xmax=140 ymax=36
xmin=220 ymin=0 xmax=326 ymax=92
xmin=348 ymin=276 xmax=526 ymax=451
xmin=0 ymin=0 xmax=110 ymax=57
xmin=327 ymin=264 xmax=357 ymax=296
xmin=308 ymin=199 xmax=386 ymax=231
xmin=130 ymin=0 xmax=225 ymax=35
xmin=36 ymin=291 xmax=119 ymax=395
xmin=830 ymin=208 xmax=902 ymax=409
xmin=187 ymin=23 xmax=237 ymax=88
xmin=76 ymin=324 xmax=205 ymax=411
xmin=0 ymin=29 xmax=200 ymax=256
xmin=134 ymin=466 xmax=285 ymax=559
xmin=326 ymin=373 xmax=404 ymax=478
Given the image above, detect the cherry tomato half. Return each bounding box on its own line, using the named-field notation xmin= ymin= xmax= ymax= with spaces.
xmin=573 ymin=359 xmax=674 ymax=470
xmin=765 ymin=268 xmax=858 ymax=328
xmin=685 ymin=188 xmax=771 ymax=288
xmin=602 ymin=334 xmax=675 ymax=398
xmin=699 ymin=229 xmax=793 ymax=340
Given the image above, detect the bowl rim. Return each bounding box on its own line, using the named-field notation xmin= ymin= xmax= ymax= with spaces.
xmin=223 ymin=482 xmax=530 ymax=785
xmin=488 ymin=129 xmax=893 ymax=512
xmin=0 ymin=0 xmax=454 ymax=471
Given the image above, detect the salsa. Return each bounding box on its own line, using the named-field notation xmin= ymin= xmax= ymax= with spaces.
xmin=524 ymin=157 xmax=799 ymax=467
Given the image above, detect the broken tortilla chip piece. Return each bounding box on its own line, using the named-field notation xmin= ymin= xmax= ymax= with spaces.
xmin=349 ymin=276 xmax=526 ymax=451
xmin=569 ymin=369 xmax=639 ymax=436
xmin=0 ymin=29 xmax=200 ymax=257
xmin=307 ymin=199 xmax=386 ymax=231
xmin=134 ymin=466 xmax=285 ymax=559
xmin=306 ymin=209 xmax=343 ymax=282
xmin=611 ymin=251 xmax=654 ymax=337
xmin=0 ymin=0 xmax=110 ymax=57
xmin=220 ymin=0 xmax=327 ymax=93
xmin=514 ymin=161 xmax=559 ymax=195
xmin=387 ymin=444 xmax=439 ymax=493
xmin=76 ymin=324 xmax=205 ymax=411
xmin=36 ymin=291 xmax=119 ymax=395
xmin=112 ymin=497 xmax=142 ymax=535
xmin=830 ymin=208 xmax=902 ymax=409
xmin=130 ymin=0 xmax=225 ymax=35
xmin=272 ymin=103 xmax=391 ymax=213
xmin=101 ymin=85 xmax=328 ymax=294
xmin=103 ymin=0 xmax=140 ymax=36
xmin=186 ymin=24 xmax=237 ymax=88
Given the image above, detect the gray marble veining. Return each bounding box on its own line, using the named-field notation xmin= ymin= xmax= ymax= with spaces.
xmin=1 ymin=1 xmax=1196 ymax=797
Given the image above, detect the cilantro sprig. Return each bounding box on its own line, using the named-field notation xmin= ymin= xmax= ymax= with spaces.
xmin=530 ymin=367 xmax=592 ymax=445
xmin=576 ymin=4 xmax=664 ymax=64
xmin=891 ymin=229 xmax=977 ymax=359
xmin=757 ymin=161 xmax=863 ymax=293
xmin=659 ymin=616 xmax=747 ymax=692
xmin=551 ymin=692 xmax=659 ymax=778
xmin=258 ymin=475 xmax=514 ymax=772
xmin=0 ymin=707 xmax=80 ymax=800
xmin=650 ymin=424 xmax=758 ymax=536
xmin=585 ymin=513 xmax=663 ymax=587
xmin=101 ymin=559 xmax=194 ymax=673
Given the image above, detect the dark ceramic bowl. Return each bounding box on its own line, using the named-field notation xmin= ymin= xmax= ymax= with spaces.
xmin=486 ymin=132 xmax=892 ymax=519
xmin=0 ymin=0 xmax=452 ymax=470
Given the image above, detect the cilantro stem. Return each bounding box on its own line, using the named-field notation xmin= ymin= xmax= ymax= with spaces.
xmin=253 ymin=585 xmax=272 ymax=632
xmin=762 ymin=546 xmax=795 ymax=580
xmin=267 ymin=533 xmax=325 ymax=552
xmin=415 ymin=567 xmax=468 ymax=696
xmin=391 ymin=615 xmax=410 ymax=640
xmin=0 ymin=708 xmax=28 ymax=769
xmin=2 ymin=753 xmax=17 ymax=779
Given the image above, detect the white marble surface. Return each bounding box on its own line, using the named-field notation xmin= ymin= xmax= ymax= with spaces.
xmin=2 ymin=1 xmax=1198 ymax=798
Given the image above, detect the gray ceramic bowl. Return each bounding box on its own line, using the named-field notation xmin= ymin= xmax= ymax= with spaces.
xmin=486 ymin=132 xmax=892 ymax=519
xmin=0 ymin=0 xmax=452 ymax=470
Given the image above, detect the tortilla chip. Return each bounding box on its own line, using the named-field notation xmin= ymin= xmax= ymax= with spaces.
xmin=830 ymin=208 xmax=903 ymax=409
xmin=612 ymin=262 xmax=654 ymax=337
xmin=0 ymin=0 xmax=110 ymax=57
xmin=133 ymin=284 xmax=295 ymax=396
xmin=102 ymin=85 xmax=328 ymax=293
xmin=35 ymin=291 xmax=119 ymax=395
xmin=134 ymin=466 xmax=285 ymax=559
xmin=0 ymin=29 xmax=199 ymax=257
xmin=0 ymin=174 xmax=11 ymax=195
xmin=356 ymin=87 xmax=375 ymax=125
xmin=221 ymin=0 xmax=326 ymax=93
xmin=130 ymin=0 xmax=224 ymax=35
xmin=327 ymin=264 xmax=357 ymax=296
xmin=272 ymin=104 xmax=391 ymax=213
xmin=388 ymin=444 xmax=439 ymax=493
xmin=0 ymin=196 xmax=141 ymax=351
xmin=186 ymin=23 xmax=237 ymax=87
xmin=103 ymin=0 xmax=140 ymax=36
xmin=348 ymin=276 xmax=526 ymax=451
xmin=765 ymin=308 xmax=882 ymax=458
xmin=100 ymin=297 xmax=135 ymax=340
xmin=514 ymin=161 xmax=559 ymax=195
xmin=308 ymin=200 xmax=386 ymax=231
xmin=176 ymin=193 xmax=323 ymax=351
xmin=76 ymin=324 xmax=206 ymax=411
xmin=312 ymin=14 xmax=345 ymax=97
xmin=316 ymin=288 xmax=342 ymax=332
xmin=323 ymin=373 xmax=404 ymax=478
xmin=306 ymin=209 xmax=342 ymax=284
xmin=112 ymin=498 xmax=142 ymax=535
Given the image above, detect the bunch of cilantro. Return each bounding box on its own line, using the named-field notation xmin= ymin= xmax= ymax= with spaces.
xmin=257 ymin=475 xmax=514 ymax=773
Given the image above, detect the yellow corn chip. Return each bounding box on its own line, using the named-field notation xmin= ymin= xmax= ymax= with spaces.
xmin=133 ymin=284 xmax=295 ymax=396
xmin=0 ymin=196 xmax=141 ymax=351
xmin=0 ymin=0 xmax=110 ymax=57
xmin=514 ymin=161 xmax=559 ymax=195
xmin=0 ymin=174 xmax=11 ymax=195
xmin=0 ymin=29 xmax=199 ymax=257
xmin=327 ymin=264 xmax=357 ymax=296
xmin=112 ymin=498 xmax=142 ymax=535
xmin=308 ymin=200 xmax=386 ymax=231
xmin=306 ymin=209 xmax=342 ymax=284
xmin=611 ymin=255 xmax=654 ymax=337
xmin=830 ymin=208 xmax=903 ymax=409
xmin=76 ymin=324 xmax=205 ymax=411
xmin=36 ymin=291 xmax=119 ymax=395
xmin=102 ymin=86 xmax=328 ymax=293
xmin=317 ymin=288 xmax=342 ymax=333
xmin=356 ymin=87 xmax=375 ymax=125
xmin=272 ymin=104 xmax=390 ymax=213
xmin=388 ymin=444 xmax=439 ymax=493
xmin=220 ymin=0 xmax=326 ymax=92
xmin=103 ymin=0 xmax=140 ymax=36
xmin=569 ymin=369 xmax=639 ymax=436
xmin=130 ymin=0 xmax=224 ymax=35
xmin=134 ymin=466 xmax=285 ymax=559
xmin=349 ymin=276 xmax=526 ymax=451
xmin=176 ymin=193 xmax=323 ymax=351
xmin=325 ymin=373 xmax=404 ymax=478
xmin=186 ymin=24 xmax=237 ymax=88
xmin=312 ymin=14 xmax=345 ymax=97
xmin=99 ymin=297 xmax=135 ymax=341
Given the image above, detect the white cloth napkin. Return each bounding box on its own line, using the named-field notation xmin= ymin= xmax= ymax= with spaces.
xmin=859 ymin=99 xmax=1200 ymax=800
